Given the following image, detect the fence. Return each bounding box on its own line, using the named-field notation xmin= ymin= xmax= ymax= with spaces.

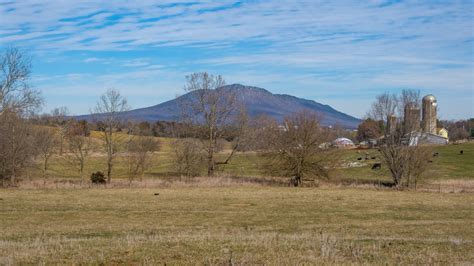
xmin=370 ymin=180 xmax=474 ymax=193
xmin=411 ymin=182 xmax=474 ymax=193
xmin=344 ymin=178 xmax=474 ymax=193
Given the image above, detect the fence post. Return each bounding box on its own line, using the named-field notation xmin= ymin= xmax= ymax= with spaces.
xmin=438 ymin=184 xmax=441 ymax=193
xmin=414 ymin=180 xmax=417 ymax=191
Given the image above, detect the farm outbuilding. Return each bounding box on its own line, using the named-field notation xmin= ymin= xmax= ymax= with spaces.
xmin=332 ymin=137 xmax=355 ymax=149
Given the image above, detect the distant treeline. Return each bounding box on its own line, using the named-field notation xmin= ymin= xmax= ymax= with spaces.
xmin=32 ymin=116 xmax=178 ymax=138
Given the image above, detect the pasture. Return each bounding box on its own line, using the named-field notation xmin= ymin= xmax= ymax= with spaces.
xmin=1 ymin=186 xmax=473 ymax=264
xmin=4 ymin=135 xmax=473 ymax=264
xmin=25 ymin=139 xmax=474 ymax=185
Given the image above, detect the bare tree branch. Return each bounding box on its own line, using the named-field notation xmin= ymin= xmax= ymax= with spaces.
xmin=93 ymin=89 xmax=130 ymax=183
xmin=178 ymin=72 xmax=245 ymax=176
xmin=0 ymin=48 xmax=42 ymax=115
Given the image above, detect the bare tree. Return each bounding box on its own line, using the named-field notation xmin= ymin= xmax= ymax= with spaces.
xmin=51 ymin=107 xmax=70 ymax=156
xmin=0 ymin=48 xmax=42 ymax=186
xmin=179 ymin=72 xmax=245 ymax=176
xmin=237 ymin=115 xmax=276 ymax=152
xmin=93 ymin=89 xmax=130 ymax=183
xmin=0 ymin=111 xmax=35 ymax=185
xmin=262 ymin=111 xmax=335 ymax=186
xmin=173 ymin=138 xmax=204 ymax=178
xmin=377 ymin=126 xmax=408 ymax=186
xmin=405 ymin=146 xmax=432 ymax=187
xmin=367 ymin=92 xmax=397 ymax=124
xmin=125 ymin=134 xmax=159 ymax=185
xmin=65 ymin=120 xmax=93 ymax=185
xmin=0 ymin=48 xmax=42 ymax=115
xmin=368 ymin=89 xmax=428 ymax=187
xmin=399 ymin=89 xmax=421 ymax=113
xmin=34 ymin=127 xmax=58 ymax=186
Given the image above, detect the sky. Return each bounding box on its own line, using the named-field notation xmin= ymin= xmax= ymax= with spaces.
xmin=0 ymin=0 xmax=473 ymax=119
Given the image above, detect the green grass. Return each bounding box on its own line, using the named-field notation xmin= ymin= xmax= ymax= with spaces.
xmin=0 ymin=186 xmax=472 ymax=264
xmin=331 ymin=142 xmax=474 ymax=183
xmin=425 ymin=142 xmax=474 ymax=180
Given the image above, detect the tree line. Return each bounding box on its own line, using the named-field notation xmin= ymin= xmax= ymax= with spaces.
xmin=0 ymin=48 xmax=159 ymax=186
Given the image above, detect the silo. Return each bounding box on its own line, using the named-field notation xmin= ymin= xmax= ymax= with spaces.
xmin=422 ymin=95 xmax=437 ymax=134
xmin=387 ymin=114 xmax=397 ymax=135
xmin=404 ymin=102 xmax=420 ymax=132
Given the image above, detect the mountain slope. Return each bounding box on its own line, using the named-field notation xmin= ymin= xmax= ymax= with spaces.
xmin=77 ymin=84 xmax=361 ymax=128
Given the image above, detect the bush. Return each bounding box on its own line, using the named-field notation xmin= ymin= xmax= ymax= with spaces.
xmin=90 ymin=171 xmax=106 ymax=184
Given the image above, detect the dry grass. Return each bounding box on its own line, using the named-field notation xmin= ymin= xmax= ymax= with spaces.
xmin=1 ymin=185 xmax=473 ymax=264
xmin=3 ymin=133 xmax=472 ymax=263
xmin=15 ymin=175 xmax=290 ymax=189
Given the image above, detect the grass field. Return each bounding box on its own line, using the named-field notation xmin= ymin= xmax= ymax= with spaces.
xmin=1 ymin=185 xmax=473 ymax=264
xmin=4 ymin=136 xmax=473 ymax=264
xmin=29 ymin=140 xmax=474 ymax=185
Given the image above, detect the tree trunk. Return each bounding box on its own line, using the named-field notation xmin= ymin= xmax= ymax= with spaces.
xmin=207 ymin=153 xmax=214 ymax=176
xmin=106 ymin=128 xmax=113 ymax=183
xmin=394 ymin=173 xmax=402 ymax=187
xmin=10 ymin=158 xmax=16 ymax=185
xmin=59 ymin=136 xmax=63 ymax=156
xmin=43 ymin=168 xmax=46 ymax=186
xmin=80 ymin=161 xmax=84 ymax=185
xmin=43 ymin=157 xmax=48 ymax=187
xmin=107 ymin=159 xmax=112 ymax=183
xmin=207 ymin=131 xmax=214 ymax=176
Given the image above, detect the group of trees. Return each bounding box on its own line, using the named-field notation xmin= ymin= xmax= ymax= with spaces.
xmin=0 ymin=48 xmax=160 ymax=186
xmin=0 ymin=47 xmax=353 ymax=188
xmin=441 ymin=119 xmax=471 ymax=142
xmin=171 ymin=72 xmax=338 ymax=186
xmin=356 ymin=119 xmax=383 ymax=142
xmin=3 ymin=47 xmax=461 ymax=188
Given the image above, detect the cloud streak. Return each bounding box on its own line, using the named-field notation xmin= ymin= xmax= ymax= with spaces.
xmin=1 ymin=0 xmax=472 ymax=119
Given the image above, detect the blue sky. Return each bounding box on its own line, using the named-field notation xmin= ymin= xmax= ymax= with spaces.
xmin=1 ymin=0 xmax=473 ymax=119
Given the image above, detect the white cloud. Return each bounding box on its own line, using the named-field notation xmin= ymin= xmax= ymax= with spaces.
xmin=121 ymin=58 xmax=151 ymax=67
xmin=83 ymin=57 xmax=101 ymax=63
xmin=1 ymin=1 xmax=471 ymax=55
xmin=1 ymin=0 xmax=472 ymax=119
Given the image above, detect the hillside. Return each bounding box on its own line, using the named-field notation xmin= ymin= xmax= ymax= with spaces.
xmin=77 ymin=84 xmax=361 ymax=128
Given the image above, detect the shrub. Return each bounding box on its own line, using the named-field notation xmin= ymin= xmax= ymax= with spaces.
xmin=90 ymin=171 xmax=106 ymax=184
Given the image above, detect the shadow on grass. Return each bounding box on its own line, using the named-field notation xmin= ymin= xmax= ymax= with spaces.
xmin=333 ymin=177 xmax=396 ymax=188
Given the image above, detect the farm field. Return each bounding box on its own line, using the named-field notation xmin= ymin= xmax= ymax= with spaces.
xmin=27 ymin=139 xmax=474 ymax=185
xmin=2 ymin=2 xmax=472 ymax=264
xmin=1 ymin=186 xmax=473 ymax=264
xmin=7 ymin=135 xmax=472 ymax=263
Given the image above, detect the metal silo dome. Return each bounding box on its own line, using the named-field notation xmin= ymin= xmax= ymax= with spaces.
xmin=423 ymin=94 xmax=437 ymax=103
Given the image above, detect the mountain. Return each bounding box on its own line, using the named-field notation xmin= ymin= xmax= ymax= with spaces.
xmin=77 ymin=84 xmax=361 ymax=128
